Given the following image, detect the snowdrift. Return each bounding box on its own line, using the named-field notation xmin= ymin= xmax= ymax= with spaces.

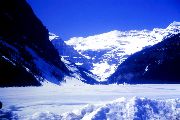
xmin=2 ymin=97 xmax=179 ymax=120
xmin=60 ymin=97 xmax=180 ymax=120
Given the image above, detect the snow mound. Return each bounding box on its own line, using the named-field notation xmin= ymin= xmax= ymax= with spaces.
xmin=60 ymin=97 xmax=180 ymax=120
xmin=11 ymin=97 xmax=179 ymax=120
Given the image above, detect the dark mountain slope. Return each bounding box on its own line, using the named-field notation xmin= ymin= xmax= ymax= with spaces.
xmin=108 ymin=33 xmax=180 ymax=84
xmin=0 ymin=55 xmax=40 ymax=86
xmin=0 ymin=0 xmax=68 ymax=87
xmin=51 ymin=38 xmax=93 ymax=70
xmin=51 ymin=37 xmax=100 ymax=84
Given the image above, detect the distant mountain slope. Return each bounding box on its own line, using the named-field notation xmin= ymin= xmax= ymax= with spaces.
xmin=108 ymin=33 xmax=180 ymax=84
xmin=50 ymin=34 xmax=100 ymax=84
xmin=0 ymin=0 xmax=69 ymax=87
xmin=61 ymin=57 xmax=100 ymax=85
xmin=59 ymin=22 xmax=180 ymax=81
xmin=50 ymin=33 xmax=92 ymax=70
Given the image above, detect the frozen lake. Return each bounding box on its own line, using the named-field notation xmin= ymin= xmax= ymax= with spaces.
xmin=0 ymin=84 xmax=180 ymax=119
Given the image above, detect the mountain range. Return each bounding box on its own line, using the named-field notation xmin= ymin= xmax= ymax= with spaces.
xmin=52 ymin=21 xmax=180 ymax=81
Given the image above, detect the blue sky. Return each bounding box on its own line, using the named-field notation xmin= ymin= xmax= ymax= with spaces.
xmin=27 ymin=0 xmax=180 ymax=40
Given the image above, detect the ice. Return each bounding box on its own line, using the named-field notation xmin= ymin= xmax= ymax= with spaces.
xmin=1 ymin=84 xmax=180 ymax=119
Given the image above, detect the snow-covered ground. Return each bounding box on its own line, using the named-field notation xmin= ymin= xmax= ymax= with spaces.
xmin=1 ymin=84 xmax=180 ymax=119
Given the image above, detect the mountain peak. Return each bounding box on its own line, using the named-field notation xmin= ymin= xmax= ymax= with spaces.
xmin=169 ymin=21 xmax=180 ymax=27
xmin=166 ymin=21 xmax=180 ymax=30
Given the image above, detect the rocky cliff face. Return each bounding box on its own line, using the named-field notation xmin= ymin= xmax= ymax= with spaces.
xmin=0 ymin=0 xmax=68 ymax=87
xmin=108 ymin=33 xmax=180 ymax=84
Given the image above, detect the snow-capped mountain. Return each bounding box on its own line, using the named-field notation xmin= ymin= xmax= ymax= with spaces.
xmin=108 ymin=33 xmax=180 ymax=84
xmin=64 ymin=21 xmax=180 ymax=81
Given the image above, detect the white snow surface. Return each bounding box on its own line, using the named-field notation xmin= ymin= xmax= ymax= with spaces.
xmin=61 ymin=97 xmax=180 ymax=120
xmin=49 ymin=32 xmax=60 ymax=41
xmin=91 ymin=62 xmax=116 ymax=80
xmin=61 ymin=57 xmax=100 ymax=82
xmin=66 ymin=21 xmax=180 ymax=52
xmin=1 ymin=84 xmax=180 ymax=120
xmin=65 ymin=21 xmax=180 ymax=80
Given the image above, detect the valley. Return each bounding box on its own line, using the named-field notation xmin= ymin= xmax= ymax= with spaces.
xmin=0 ymin=0 xmax=180 ymax=119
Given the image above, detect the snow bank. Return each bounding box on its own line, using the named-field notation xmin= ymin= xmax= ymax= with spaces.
xmin=5 ymin=97 xmax=178 ymax=120
xmin=60 ymin=97 xmax=180 ymax=120
xmin=0 ymin=109 xmax=18 ymax=120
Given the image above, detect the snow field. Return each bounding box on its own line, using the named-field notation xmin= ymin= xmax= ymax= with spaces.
xmin=1 ymin=84 xmax=180 ymax=119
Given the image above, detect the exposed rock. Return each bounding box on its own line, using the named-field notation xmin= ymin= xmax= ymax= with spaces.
xmin=0 ymin=0 xmax=68 ymax=86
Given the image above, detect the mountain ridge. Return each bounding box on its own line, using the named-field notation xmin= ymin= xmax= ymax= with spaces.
xmin=52 ymin=21 xmax=180 ymax=81
xmin=0 ymin=0 xmax=69 ymax=86
xmin=108 ymin=33 xmax=180 ymax=84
